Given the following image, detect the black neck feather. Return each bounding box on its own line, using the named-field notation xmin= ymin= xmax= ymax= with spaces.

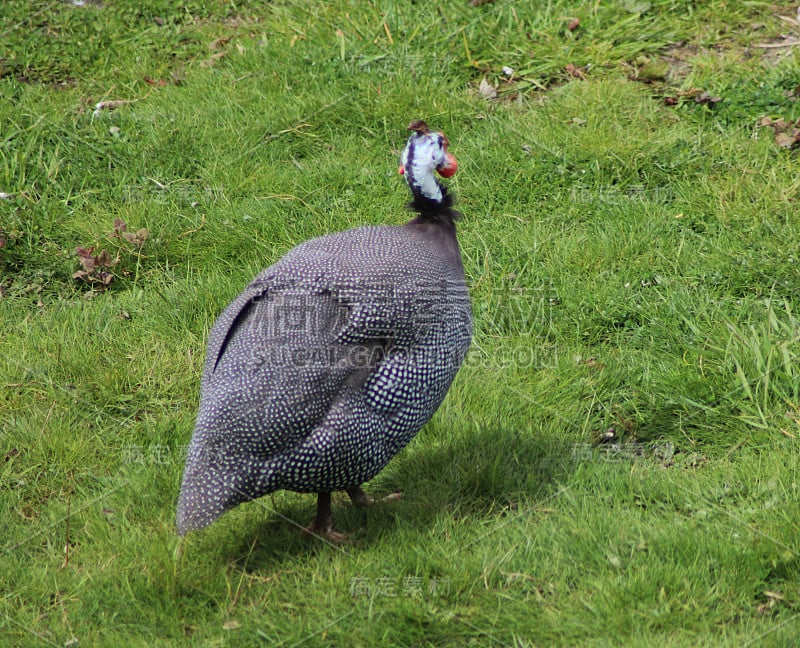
xmin=407 ymin=185 xmax=461 ymax=223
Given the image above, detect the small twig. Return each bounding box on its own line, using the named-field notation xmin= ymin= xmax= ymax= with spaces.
xmin=777 ymin=15 xmax=799 ymax=28
xmin=756 ymin=39 xmax=800 ymax=49
xmin=147 ymin=177 xmax=168 ymax=190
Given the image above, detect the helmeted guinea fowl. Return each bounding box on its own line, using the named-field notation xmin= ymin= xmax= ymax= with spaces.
xmin=176 ymin=120 xmax=472 ymax=540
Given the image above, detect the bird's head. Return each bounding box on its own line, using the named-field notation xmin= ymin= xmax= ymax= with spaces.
xmin=399 ymin=120 xmax=458 ymax=205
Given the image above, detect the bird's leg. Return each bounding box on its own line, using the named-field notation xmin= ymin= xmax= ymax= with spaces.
xmin=347 ymin=486 xmax=371 ymax=509
xmin=347 ymin=485 xmax=403 ymax=508
xmin=305 ymin=492 xmax=347 ymax=543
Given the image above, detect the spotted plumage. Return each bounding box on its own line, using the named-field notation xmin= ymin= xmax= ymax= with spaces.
xmin=177 ymin=121 xmax=471 ymax=537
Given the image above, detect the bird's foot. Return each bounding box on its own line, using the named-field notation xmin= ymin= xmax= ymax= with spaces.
xmin=347 ymin=486 xmax=403 ymax=509
xmin=303 ymin=521 xmax=348 ymax=544
xmin=304 ymin=492 xmax=349 ymax=544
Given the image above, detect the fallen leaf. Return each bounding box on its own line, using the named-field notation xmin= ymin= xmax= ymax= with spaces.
xmin=209 ymin=37 xmax=231 ymax=51
xmin=565 ymin=63 xmax=586 ymax=79
xmin=775 ymin=130 xmax=800 ymax=148
xmin=111 ymin=218 xmax=149 ymax=246
xmin=222 ymin=620 xmax=242 ymax=631
xmin=95 ymin=249 xmax=111 ymax=266
xmin=694 ymin=90 xmax=722 ymax=106
xmin=122 ymin=228 xmax=150 ymax=246
xmin=143 ymin=76 xmax=167 ymax=87
xmin=73 ymin=246 xmax=119 ymax=288
xmin=478 ymin=77 xmax=497 ymax=100
xmin=76 ymin=247 xmax=96 ymax=272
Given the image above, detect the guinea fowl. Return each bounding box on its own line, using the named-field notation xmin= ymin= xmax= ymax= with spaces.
xmin=176 ymin=120 xmax=472 ymax=540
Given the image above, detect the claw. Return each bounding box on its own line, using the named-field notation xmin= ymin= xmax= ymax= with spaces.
xmin=303 ymin=522 xmax=349 ymax=544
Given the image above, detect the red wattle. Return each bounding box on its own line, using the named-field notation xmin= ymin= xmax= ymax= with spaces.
xmin=437 ymin=154 xmax=458 ymax=178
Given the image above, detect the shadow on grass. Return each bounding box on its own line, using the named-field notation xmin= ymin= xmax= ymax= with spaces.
xmin=187 ymin=422 xmax=578 ymax=567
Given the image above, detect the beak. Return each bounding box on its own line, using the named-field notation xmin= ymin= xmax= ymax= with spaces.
xmin=437 ymin=152 xmax=458 ymax=178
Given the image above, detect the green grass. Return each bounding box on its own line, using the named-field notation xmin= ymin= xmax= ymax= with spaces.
xmin=3 ymin=0 xmax=800 ymax=645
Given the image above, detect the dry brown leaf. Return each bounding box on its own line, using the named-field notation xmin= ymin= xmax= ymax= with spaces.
xmin=122 ymin=229 xmax=149 ymax=246
xmin=565 ymin=63 xmax=586 ymax=79
xmin=775 ymin=130 xmax=800 ymax=148
xmin=694 ymin=90 xmax=722 ymax=105
xmin=95 ymin=249 xmax=113 ymax=268
xmin=209 ymin=37 xmax=231 ymax=50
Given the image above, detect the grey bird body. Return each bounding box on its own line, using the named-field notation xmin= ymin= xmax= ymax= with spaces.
xmin=177 ymin=122 xmax=470 ymax=536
